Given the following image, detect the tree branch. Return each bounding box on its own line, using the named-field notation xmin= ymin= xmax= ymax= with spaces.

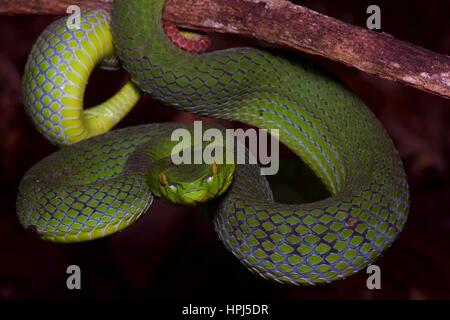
xmin=1 ymin=0 xmax=449 ymax=98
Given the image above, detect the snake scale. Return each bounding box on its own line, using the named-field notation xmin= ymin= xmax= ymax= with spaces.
xmin=17 ymin=0 xmax=409 ymax=285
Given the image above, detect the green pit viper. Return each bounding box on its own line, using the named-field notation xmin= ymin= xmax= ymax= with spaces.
xmin=17 ymin=0 xmax=409 ymax=285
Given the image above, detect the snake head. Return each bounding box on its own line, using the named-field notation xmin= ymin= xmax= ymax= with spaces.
xmin=148 ymin=160 xmax=235 ymax=206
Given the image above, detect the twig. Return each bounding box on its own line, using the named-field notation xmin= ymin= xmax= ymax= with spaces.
xmin=1 ymin=0 xmax=449 ymax=98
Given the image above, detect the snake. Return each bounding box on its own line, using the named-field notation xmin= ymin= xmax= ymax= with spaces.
xmin=17 ymin=0 xmax=410 ymax=285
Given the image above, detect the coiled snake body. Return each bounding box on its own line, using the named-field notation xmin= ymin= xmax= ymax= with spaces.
xmin=18 ymin=0 xmax=409 ymax=285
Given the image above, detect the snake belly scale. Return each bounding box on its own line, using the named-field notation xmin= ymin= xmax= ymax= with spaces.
xmin=18 ymin=0 xmax=410 ymax=285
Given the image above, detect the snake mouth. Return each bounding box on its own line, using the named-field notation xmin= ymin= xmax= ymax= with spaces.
xmin=177 ymin=188 xmax=217 ymax=206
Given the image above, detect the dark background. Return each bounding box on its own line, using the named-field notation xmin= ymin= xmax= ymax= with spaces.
xmin=0 ymin=0 xmax=449 ymax=300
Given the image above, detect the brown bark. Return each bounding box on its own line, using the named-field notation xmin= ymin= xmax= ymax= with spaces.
xmin=1 ymin=0 xmax=449 ymax=99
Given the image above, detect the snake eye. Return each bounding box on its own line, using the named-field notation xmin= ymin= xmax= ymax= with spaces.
xmin=204 ymin=176 xmax=213 ymax=183
xmin=159 ymin=172 xmax=169 ymax=186
xmin=212 ymin=162 xmax=220 ymax=175
xmin=169 ymin=184 xmax=177 ymax=191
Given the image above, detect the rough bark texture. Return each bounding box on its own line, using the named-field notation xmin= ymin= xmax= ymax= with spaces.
xmin=0 ymin=0 xmax=449 ymax=98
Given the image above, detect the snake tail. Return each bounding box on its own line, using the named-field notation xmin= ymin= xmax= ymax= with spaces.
xmin=22 ymin=9 xmax=141 ymax=146
xmin=163 ymin=20 xmax=211 ymax=53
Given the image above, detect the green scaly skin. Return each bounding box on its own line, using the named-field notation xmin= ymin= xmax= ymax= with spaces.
xmin=21 ymin=10 xmax=141 ymax=146
xmin=17 ymin=0 xmax=410 ymax=285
